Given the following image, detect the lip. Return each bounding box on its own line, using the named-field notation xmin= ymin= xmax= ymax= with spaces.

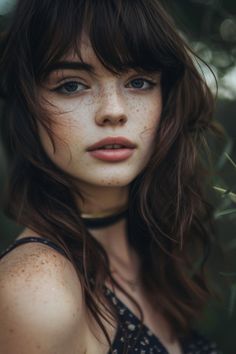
xmin=88 ymin=148 xmax=135 ymax=162
xmin=87 ymin=136 xmax=137 ymax=151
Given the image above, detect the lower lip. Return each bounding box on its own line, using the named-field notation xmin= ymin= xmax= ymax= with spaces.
xmin=88 ymin=148 xmax=135 ymax=161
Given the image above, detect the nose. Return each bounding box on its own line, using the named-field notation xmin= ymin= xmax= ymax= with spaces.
xmin=95 ymin=88 xmax=128 ymax=126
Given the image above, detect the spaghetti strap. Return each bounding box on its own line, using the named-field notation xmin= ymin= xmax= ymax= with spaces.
xmin=0 ymin=236 xmax=69 ymax=260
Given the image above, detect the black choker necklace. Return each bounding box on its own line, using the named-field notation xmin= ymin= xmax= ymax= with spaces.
xmin=80 ymin=207 xmax=128 ymax=229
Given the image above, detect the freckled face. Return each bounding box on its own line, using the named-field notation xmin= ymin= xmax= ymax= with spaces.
xmin=38 ymin=36 xmax=162 ymax=189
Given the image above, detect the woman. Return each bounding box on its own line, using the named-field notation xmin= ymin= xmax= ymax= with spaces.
xmin=0 ymin=0 xmax=224 ymax=353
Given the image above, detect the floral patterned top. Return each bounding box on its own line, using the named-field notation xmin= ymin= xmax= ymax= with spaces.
xmin=104 ymin=287 xmax=221 ymax=354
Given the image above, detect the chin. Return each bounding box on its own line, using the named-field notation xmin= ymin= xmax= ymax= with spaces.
xmin=76 ymin=175 xmax=136 ymax=188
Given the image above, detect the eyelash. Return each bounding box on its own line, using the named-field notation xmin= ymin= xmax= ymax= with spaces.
xmin=52 ymin=78 xmax=157 ymax=95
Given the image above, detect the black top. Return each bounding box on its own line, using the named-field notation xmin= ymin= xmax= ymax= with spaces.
xmin=0 ymin=237 xmax=222 ymax=354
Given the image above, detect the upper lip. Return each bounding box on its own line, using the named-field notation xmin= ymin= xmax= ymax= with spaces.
xmin=87 ymin=136 xmax=137 ymax=151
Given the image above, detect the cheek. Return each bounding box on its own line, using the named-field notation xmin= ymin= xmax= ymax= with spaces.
xmin=37 ymin=106 xmax=95 ymax=170
xmin=132 ymin=95 xmax=162 ymax=143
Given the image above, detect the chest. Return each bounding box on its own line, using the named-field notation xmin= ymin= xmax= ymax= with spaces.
xmin=83 ymin=283 xmax=183 ymax=354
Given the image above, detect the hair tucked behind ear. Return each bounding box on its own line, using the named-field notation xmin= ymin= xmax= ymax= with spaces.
xmin=0 ymin=0 xmax=225 ymax=350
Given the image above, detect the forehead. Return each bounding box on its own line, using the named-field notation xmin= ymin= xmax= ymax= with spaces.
xmin=65 ymin=34 xmax=94 ymax=61
xmin=60 ymin=33 xmax=138 ymax=77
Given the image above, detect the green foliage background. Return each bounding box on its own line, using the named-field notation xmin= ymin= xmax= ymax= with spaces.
xmin=0 ymin=0 xmax=235 ymax=353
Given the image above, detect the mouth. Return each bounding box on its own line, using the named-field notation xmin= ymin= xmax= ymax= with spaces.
xmin=96 ymin=144 xmax=130 ymax=150
xmin=88 ymin=146 xmax=135 ymax=162
xmin=87 ymin=137 xmax=137 ymax=152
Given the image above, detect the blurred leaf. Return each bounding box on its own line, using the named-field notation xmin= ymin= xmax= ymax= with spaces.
xmin=213 ymin=186 xmax=236 ymax=203
xmin=214 ymin=208 xmax=236 ymax=218
xmin=225 ymin=153 xmax=236 ymax=170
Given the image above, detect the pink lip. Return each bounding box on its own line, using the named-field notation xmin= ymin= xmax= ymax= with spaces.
xmin=88 ymin=148 xmax=135 ymax=162
xmin=87 ymin=136 xmax=137 ymax=151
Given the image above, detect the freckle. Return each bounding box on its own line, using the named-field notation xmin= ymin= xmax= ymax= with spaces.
xmin=36 ymin=344 xmax=41 ymax=349
xmin=9 ymin=328 xmax=14 ymax=333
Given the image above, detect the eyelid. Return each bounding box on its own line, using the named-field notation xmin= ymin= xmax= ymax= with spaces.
xmin=129 ymin=74 xmax=157 ymax=80
xmin=54 ymin=76 xmax=88 ymax=85
xmin=128 ymin=69 xmax=160 ymax=78
xmin=51 ymin=70 xmax=158 ymax=83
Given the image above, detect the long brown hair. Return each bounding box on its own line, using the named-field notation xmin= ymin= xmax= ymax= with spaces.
xmin=0 ymin=0 xmax=225 ymax=351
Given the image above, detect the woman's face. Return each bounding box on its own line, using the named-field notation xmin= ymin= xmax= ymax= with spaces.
xmin=38 ymin=35 xmax=162 ymax=192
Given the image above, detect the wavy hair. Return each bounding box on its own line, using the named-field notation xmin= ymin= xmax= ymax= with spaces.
xmin=0 ymin=0 xmax=225 ymax=351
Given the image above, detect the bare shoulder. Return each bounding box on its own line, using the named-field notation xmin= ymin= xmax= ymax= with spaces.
xmin=0 ymin=228 xmax=82 ymax=301
xmin=0 ymin=228 xmax=87 ymax=353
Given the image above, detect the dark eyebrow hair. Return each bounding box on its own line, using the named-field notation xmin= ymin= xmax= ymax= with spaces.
xmin=43 ymin=61 xmax=161 ymax=80
xmin=45 ymin=61 xmax=97 ymax=76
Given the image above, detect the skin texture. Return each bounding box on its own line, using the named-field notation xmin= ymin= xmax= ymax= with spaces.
xmin=39 ymin=33 xmax=162 ymax=215
xmin=0 ymin=241 xmax=88 ymax=354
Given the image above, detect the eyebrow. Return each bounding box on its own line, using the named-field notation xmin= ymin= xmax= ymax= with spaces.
xmin=45 ymin=61 xmax=97 ymax=76
xmin=43 ymin=60 xmax=161 ymax=80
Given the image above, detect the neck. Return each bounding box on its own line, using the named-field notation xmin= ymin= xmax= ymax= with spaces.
xmin=87 ymin=218 xmax=137 ymax=269
xmin=76 ymin=183 xmax=129 ymax=216
xmin=75 ymin=184 xmax=136 ymax=275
